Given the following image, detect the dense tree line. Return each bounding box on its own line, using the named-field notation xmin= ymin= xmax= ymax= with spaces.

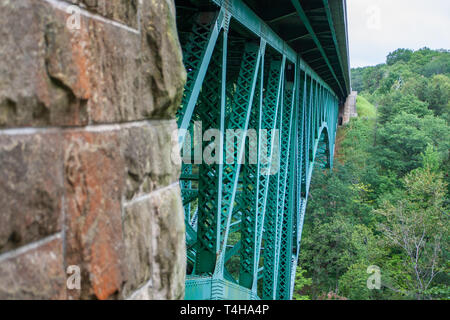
xmin=294 ymin=48 xmax=449 ymax=300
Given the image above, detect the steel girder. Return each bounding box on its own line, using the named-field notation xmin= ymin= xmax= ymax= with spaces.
xmin=177 ymin=0 xmax=339 ymax=300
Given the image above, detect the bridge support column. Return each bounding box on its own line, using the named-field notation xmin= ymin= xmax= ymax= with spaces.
xmin=0 ymin=0 xmax=187 ymax=300
xmin=338 ymin=91 xmax=358 ymax=125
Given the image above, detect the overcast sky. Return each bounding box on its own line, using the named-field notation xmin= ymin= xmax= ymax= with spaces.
xmin=347 ymin=0 xmax=450 ymax=68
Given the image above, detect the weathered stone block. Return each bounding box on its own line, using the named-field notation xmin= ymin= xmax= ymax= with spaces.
xmin=0 ymin=132 xmax=63 ymax=254
xmin=122 ymin=184 xmax=185 ymax=299
xmin=121 ymin=197 xmax=153 ymax=298
xmin=120 ymin=121 xmax=181 ymax=200
xmin=139 ymin=0 xmax=186 ymax=119
xmin=64 ymin=130 xmax=126 ymax=300
xmin=0 ymin=0 xmax=187 ymax=301
xmin=0 ymin=0 xmax=186 ymax=127
xmin=0 ymin=237 xmax=66 ymax=300
xmin=67 ymin=0 xmax=139 ymax=29
xmin=0 ymin=0 xmax=89 ymax=127
xmin=126 ymin=281 xmax=152 ymax=300
xmin=150 ymin=184 xmax=185 ymax=300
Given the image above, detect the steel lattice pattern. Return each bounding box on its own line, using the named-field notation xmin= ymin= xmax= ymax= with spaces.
xmin=177 ymin=1 xmax=340 ymax=300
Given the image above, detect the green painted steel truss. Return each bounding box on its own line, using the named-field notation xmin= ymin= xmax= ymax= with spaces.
xmin=176 ymin=0 xmax=339 ymax=300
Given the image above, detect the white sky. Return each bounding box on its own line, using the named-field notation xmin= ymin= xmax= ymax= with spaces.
xmin=347 ymin=0 xmax=450 ymax=68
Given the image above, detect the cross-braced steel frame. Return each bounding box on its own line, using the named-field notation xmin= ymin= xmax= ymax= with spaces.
xmin=176 ymin=0 xmax=339 ymax=300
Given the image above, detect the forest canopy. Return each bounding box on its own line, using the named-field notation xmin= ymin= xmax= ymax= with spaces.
xmin=294 ymin=48 xmax=449 ymax=300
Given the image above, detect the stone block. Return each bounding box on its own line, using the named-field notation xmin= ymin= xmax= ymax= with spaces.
xmin=120 ymin=121 xmax=181 ymax=200
xmin=63 ymin=130 xmax=126 ymax=300
xmin=121 ymin=197 xmax=152 ymax=298
xmin=67 ymin=0 xmax=139 ymax=29
xmin=0 ymin=0 xmax=89 ymax=127
xmin=0 ymin=132 xmax=63 ymax=254
xmin=0 ymin=237 xmax=66 ymax=300
xmin=0 ymin=0 xmax=186 ymax=127
xmin=122 ymin=184 xmax=185 ymax=299
xmin=139 ymin=0 xmax=186 ymax=119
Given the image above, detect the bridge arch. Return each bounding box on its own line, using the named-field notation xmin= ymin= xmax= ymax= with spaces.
xmin=311 ymin=125 xmax=334 ymax=180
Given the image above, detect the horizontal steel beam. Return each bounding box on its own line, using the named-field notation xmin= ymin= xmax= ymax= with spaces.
xmin=210 ymin=0 xmax=337 ymax=98
xmin=322 ymin=0 xmax=349 ymax=95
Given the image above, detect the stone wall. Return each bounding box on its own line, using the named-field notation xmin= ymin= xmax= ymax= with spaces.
xmin=0 ymin=0 xmax=186 ymax=300
xmin=339 ymin=91 xmax=358 ymax=125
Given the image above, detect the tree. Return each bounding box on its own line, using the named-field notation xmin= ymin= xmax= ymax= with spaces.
xmin=351 ymin=67 xmax=366 ymax=93
xmin=421 ymin=51 xmax=450 ymax=77
xmin=375 ymin=112 xmax=449 ymax=176
xmin=401 ymin=76 xmax=429 ymax=102
xmin=298 ymin=216 xmax=356 ymax=298
xmin=426 ymin=75 xmax=450 ymax=116
xmin=339 ymin=262 xmax=377 ymax=300
xmin=362 ymin=65 xmax=385 ymax=94
xmin=376 ymin=151 xmax=449 ymax=299
xmin=386 ymin=49 xmax=413 ymax=66
xmin=336 ymin=48 xmax=450 ymax=300
xmin=292 ymin=267 xmax=312 ymax=300
xmin=377 ymin=93 xmax=432 ymax=124
xmin=409 ymin=47 xmax=439 ymax=69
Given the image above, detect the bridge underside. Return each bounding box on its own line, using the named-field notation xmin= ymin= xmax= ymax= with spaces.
xmin=175 ymin=0 xmax=348 ymax=300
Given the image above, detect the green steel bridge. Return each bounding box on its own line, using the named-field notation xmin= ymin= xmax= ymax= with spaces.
xmin=175 ymin=0 xmax=351 ymax=300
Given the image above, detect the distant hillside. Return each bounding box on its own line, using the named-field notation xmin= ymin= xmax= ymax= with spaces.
xmin=355 ymin=95 xmax=376 ymax=119
xmin=351 ymin=47 xmax=450 ymax=122
xmin=295 ymin=48 xmax=449 ymax=300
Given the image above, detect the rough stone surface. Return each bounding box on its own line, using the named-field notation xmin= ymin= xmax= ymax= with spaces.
xmin=127 ymin=281 xmax=152 ymax=300
xmin=0 ymin=133 xmax=63 ymax=254
xmin=148 ymin=184 xmax=185 ymax=300
xmin=340 ymin=91 xmax=358 ymax=125
xmin=0 ymin=1 xmax=88 ymax=127
xmin=67 ymin=0 xmax=139 ymax=28
xmin=0 ymin=237 xmax=66 ymax=300
xmin=0 ymin=0 xmax=186 ymax=127
xmin=120 ymin=121 xmax=181 ymax=200
xmin=139 ymin=0 xmax=186 ymax=118
xmin=122 ymin=198 xmax=153 ymax=298
xmin=64 ymin=130 xmax=126 ymax=300
xmin=123 ymin=185 xmax=186 ymax=299
xmin=0 ymin=0 xmax=186 ymax=301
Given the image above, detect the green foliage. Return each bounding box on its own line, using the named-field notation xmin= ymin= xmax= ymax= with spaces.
xmin=427 ymin=74 xmax=450 ymax=116
xmin=356 ymin=95 xmax=376 ymax=119
xmin=292 ymin=267 xmax=312 ymax=300
xmin=297 ymin=48 xmax=449 ymax=300
xmin=386 ymin=48 xmax=413 ymax=66
xmin=377 ymin=93 xmax=432 ymax=124
xmin=339 ymin=262 xmax=377 ymax=300
xmin=420 ymin=51 xmax=450 ymax=77
xmin=409 ymin=47 xmax=442 ymax=71
xmin=351 ymin=67 xmax=365 ymax=92
xmin=421 ymin=144 xmax=441 ymax=172
xmin=363 ymin=65 xmax=386 ymax=94
xmin=401 ymin=75 xmax=429 ymax=101
xmin=375 ymin=112 xmax=449 ymax=175
xmin=376 ymin=162 xmax=449 ymax=299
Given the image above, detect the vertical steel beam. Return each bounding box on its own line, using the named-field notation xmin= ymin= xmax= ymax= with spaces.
xmin=178 ymin=11 xmax=226 ymax=148
xmin=194 ymin=33 xmax=224 ymax=274
xmin=238 ymin=43 xmax=264 ymax=289
xmin=276 ymin=60 xmax=301 ymax=299
xmin=181 ymin=0 xmax=343 ymax=300
xmin=213 ymin=40 xmax=265 ymax=281
xmin=255 ymin=58 xmax=285 ymax=296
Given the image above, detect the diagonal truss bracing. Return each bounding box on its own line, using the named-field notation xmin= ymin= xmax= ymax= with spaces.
xmin=177 ymin=0 xmax=340 ymax=300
